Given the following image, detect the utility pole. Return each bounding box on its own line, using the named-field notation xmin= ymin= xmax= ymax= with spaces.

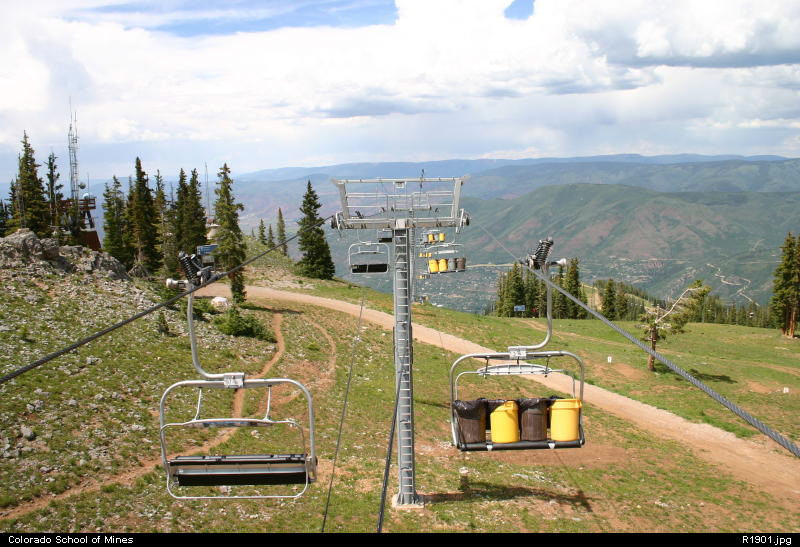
xmin=332 ymin=177 xmax=469 ymax=507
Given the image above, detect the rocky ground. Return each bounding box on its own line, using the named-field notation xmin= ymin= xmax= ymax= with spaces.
xmin=0 ymin=230 xmax=275 ymax=510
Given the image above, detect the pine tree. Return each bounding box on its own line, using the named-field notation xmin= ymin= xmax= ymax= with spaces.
xmin=770 ymin=233 xmax=800 ymax=338
xmin=615 ymin=285 xmax=629 ymax=320
xmin=102 ymin=176 xmax=132 ymax=266
xmin=523 ymin=269 xmax=540 ymax=318
xmin=182 ymin=169 xmax=207 ymax=254
xmin=161 ymin=184 xmax=180 ymax=277
xmin=504 ymin=263 xmax=525 ymax=315
xmin=127 ymin=158 xmax=160 ymax=274
xmin=0 ymin=200 xmax=9 ymax=236
xmin=258 ymin=219 xmax=267 ymax=245
xmin=214 ymin=163 xmax=247 ymax=303
xmin=45 ymin=152 xmax=63 ymax=235
xmin=564 ymin=258 xmax=587 ymax=319
xmin=277 ymin=208 xmax=288 ymax=256
xmin=267 ymin=224 xmax=276 ymax=248
xmin=8 ymin=133 xmax=50 ymax=237
xmin=603 ymin=280 xmax=618 ymax=320
xmin=297 ymin=181 xmax=335 ymax=279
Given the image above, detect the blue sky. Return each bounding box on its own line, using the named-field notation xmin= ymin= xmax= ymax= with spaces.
xmin=1 ymin=0 xmax=799 ymax=191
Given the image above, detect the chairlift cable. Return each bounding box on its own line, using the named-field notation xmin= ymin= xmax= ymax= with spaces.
xmin=474 ymin=221 xmax=800 ymax=459
xmin=321 ymin=286 xmax=367 ymax=533
xmin=0 ymin=215 xmax=333 ymax=387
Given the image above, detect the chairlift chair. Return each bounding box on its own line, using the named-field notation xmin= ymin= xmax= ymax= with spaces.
xmin=448 ymin=238 xmax=586 ymax=452
xmin=349 ymin=241 xmax=390 ymax=274
xmin=159 ymin=254 xmax=317 ymax=499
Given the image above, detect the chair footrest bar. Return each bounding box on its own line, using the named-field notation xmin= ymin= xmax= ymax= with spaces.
xmin=458 ymin=439 xmax=584 ymax=451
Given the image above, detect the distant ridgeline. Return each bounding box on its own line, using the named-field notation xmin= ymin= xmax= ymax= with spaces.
xmin=229 ymin=155 xmax=800 ymax=312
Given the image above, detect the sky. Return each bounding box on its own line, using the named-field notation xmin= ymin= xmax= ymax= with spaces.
xmin=2 ymin=0 xmax=800 ymax=190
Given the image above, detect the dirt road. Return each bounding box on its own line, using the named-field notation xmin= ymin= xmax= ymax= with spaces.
xmin=200 ymin=283 xmax=800 ymax=503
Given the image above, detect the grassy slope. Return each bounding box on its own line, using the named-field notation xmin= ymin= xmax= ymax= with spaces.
xmin=1 ymin=272 xmax=798 ymax=532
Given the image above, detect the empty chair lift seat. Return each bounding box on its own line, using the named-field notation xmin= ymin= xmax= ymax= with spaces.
xmin=168 ymin=453 xmax=310 ymax=486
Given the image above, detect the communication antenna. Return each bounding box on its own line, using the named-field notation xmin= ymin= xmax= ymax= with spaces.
xmin=68 ymin=107 xmax=80 ymax=203
xmin=204 ymin=162 xmax=211 ymax=219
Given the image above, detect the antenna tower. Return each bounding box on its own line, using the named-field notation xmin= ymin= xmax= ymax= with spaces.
xmin=68 ymin=110 xmax=80 ymax=202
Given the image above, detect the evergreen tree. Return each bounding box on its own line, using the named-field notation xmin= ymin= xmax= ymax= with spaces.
xmin=603 ymin=279 xmax=618 ymax=320
xmin=173 ymin=169 xmax=188 ymax=256
xmin=0 ymin=200 xmax=8 ymax=236
xmin=770 ymin=233 xmax=800 ymax=338
xmin=102 ymin=176 xmax=132 ymax=266
xmin=161 ymin=184 xmax=180 ymax=277
xmin=564 ymin=258 xmax=587 ymax=319
xmin=8 ymin=133 xmax=50 ymax=237
xmin=615 ymin=285 xmax=629 ymax=320
xmin=523 ymin=269 xmax=540 ymax=318
xmin=214 ymin=164 xmax=247 ymax=303
xmin=258 ymin=219 xmax=267 ymax=245
xmin=506 ymin=263 xmax=525 ymax=315
xmin=45 ymin=152 xmax=63 ymax=235
xmin=181 ymin=169 xmax=207 ymax=254
xmin=297 ymin=181 xmax=335 ymax=279
xmin=277 ymin=208 xmax=288 ymax=256
xmin=267 ymin=224 xmax=276 ymax=248
xmin=127 ymin=158 xmax=160 ymax=274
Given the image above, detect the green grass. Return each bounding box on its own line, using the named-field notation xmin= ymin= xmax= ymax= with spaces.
xmin=1 ymin=274 xmax=798 ymax=532
xmin=300 ymin=279 xmax=800 ymax=444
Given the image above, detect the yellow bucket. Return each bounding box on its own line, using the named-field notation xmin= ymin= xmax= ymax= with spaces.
xmin=428 ymin=259 xmax=439 ymax=273
xmin=438 ymin=258 xmax=448 ymax=272
xmin=550 ymin=399 xmax=582 ymax=441
xmin=427 ymin=233 xmax=434 ymax=243
xmin=490 ymin=401 xmax=520 ymax=443
xmin=439 ymin=232 xmax=446 ymax=242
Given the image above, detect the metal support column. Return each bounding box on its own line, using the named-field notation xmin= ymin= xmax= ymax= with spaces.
xmin=392 ymin=224 xmax=420 ymax=506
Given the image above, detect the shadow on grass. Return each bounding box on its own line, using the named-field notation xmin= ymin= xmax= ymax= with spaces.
xmin=654 ymin=362 xmax=737 ymax=384
xmin=424 ymin=476 xmax=594 ymax=513
xmin=688 ymin=368 xmax=736 ymax=383
xmin=241 ymin=302 xmax=303 ymax=316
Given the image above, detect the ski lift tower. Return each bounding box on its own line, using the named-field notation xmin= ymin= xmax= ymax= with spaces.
xmin=331 ymin=177 xmax=470 ymax=507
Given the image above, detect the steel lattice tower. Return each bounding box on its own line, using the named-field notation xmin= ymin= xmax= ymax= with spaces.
xmin=332 ymin=177 xmax=469 ymax=507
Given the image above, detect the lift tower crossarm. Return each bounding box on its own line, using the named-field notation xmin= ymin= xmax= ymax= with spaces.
xmin=331 ymin=177 xmax=467 ymax=230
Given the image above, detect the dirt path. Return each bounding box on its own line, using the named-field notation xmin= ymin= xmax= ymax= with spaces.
xmin=199 ymin=283 xmax=800 ymax=504
xmin=3 ymin=311 xmax=288 ymax=521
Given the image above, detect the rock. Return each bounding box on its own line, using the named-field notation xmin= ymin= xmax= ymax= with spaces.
xmin=20 ymin=426 xmax=36 ymax=441
xmin=0 ymin=230 xmax=129 ymax=280
xmin=86 ymin=356 xmax=101 ymax=366
xmin=211 ymin=296 xmax=230 ymax=311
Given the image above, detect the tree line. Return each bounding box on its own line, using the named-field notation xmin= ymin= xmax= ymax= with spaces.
xmin=492 ymin=258 xmax=589 ymax=319
xmin=1 ymin=133 xmax=75 ymax=240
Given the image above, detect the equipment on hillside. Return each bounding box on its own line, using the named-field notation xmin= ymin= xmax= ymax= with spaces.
xmin=159 ymin=252 xmax=317 ymax=499
xmin=448 ymin=238 xmax=586 ymax=452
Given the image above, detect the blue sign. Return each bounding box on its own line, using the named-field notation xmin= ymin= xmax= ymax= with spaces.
xmin=197 ymin=244 xmax=218 ymax=255
xmin=513 ymin=305 xmax=526 ymax=312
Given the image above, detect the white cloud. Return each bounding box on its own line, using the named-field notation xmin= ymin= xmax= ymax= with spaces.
xmin=1 ymin=0 xmax=799 ymax=185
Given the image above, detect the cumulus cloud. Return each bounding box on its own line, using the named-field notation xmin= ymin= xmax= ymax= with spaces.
xmin=0 ymin=0 xmax=799 ymax=183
